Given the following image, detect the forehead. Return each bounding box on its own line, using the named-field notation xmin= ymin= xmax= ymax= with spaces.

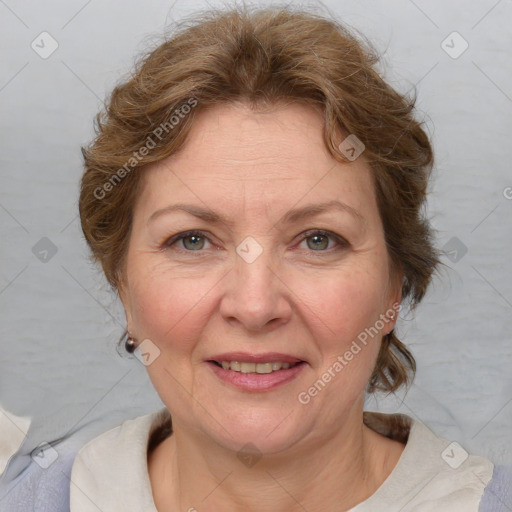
xmin=136 ymin=102 xmax=378 ymax=223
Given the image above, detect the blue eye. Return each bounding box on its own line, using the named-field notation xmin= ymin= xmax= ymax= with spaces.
xmin=300 ymin=230 xmax=343 ymax=251
xmin=164 ymin=230 xmax=211 ymax=251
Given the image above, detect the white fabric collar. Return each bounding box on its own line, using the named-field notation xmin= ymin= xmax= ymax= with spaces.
xmin=70 ymin=408 xmax=494 ymax=511
xmin=0 ymin=406 xmax=32 ymax=477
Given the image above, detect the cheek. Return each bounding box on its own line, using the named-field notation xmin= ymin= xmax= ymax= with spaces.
xmin=129 ymin=272 xmax=202 ymax=348
xmin=297 ymin=266 xmax=388 ymax=410
xmin=298 ymin=265 xmax=390 ymax=410
xmin=301 ymin=261 xmax=390 ymax=350
xmin=126 ymin=268 xmax=211 ymax=407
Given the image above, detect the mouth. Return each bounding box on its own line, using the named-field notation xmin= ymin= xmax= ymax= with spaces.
xmin=206 ymin=353 xmax=307 ymax=392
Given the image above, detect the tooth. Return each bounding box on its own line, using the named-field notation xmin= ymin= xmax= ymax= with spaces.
xmin=217 ymin=360 xmax=298 ymax=373
xmin=256 ymin=363 xmax=272 ymax=374
xmin=240 ymin=362 xmax=256 ymax=373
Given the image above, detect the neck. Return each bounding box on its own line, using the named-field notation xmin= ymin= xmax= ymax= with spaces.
xmin=148 ymin=403 xmax=404 ymax=512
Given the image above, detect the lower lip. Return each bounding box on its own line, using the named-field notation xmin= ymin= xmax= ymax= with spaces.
xmin=207 ymin=361 xmax=307 ymax=392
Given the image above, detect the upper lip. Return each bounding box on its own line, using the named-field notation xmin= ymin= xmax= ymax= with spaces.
xmin=208 ymin=352 xmax=304 ymax=364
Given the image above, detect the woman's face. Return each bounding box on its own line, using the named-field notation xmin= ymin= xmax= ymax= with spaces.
xmin=120 ymin=102 xmax=401 ymax=453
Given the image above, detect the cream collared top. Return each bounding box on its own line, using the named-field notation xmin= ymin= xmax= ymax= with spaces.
xmin=70 ymin=408 xmax=494 ymax=511
xmin=0 ymin=406 xmax=31 ymax=478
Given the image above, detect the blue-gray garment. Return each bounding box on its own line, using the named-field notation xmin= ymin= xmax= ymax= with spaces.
xmin=479 ymin=465 xmax=512 ymax=512
xmin=0 ymin=449 xmax=74 ymax=512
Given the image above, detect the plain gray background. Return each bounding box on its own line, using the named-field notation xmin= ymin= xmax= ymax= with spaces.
xmin=0 ymin=0 xmax=511 ymax=483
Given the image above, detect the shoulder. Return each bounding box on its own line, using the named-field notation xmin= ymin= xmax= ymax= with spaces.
xmin=360 ymin=411 xmax=495 ymax=511
xmin=72 ymin=408 xmax=169 ymax=461
xmin=70 ymin=408 xmax=171 ymax=512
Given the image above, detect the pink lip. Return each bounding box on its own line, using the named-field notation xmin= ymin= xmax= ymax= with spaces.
xmin=208 ymin=352 xmax=304 ymax=364
xmin=207 ymin=360 xmax=307 ymax=392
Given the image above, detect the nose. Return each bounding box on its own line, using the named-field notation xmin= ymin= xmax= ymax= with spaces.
xmin=219 ymin=240 xmax=292 ymax=332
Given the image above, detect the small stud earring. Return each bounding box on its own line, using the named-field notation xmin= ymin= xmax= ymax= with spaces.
xmin=125 ymin=333 xmax=137 ymax=353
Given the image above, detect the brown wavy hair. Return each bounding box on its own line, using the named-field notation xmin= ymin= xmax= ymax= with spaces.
xmin=79 ymin=5 xmax=440 ymax=394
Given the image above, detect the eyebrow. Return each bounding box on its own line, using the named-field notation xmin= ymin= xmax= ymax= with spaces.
xmin=147 ymin=199 xmax=365 ymax=228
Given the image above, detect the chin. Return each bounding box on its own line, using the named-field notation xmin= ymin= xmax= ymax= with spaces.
xmin=199 ymin=403 xmax=311 ymax=455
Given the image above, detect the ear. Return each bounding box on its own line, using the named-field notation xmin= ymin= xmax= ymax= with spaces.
xmin=385 ymin=270 xmax=403 ymax=333
xmin=117 ymin=278 xmax=134 ymax=330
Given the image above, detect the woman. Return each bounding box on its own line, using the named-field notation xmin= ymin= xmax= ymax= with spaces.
xmin=71 ymin=6 xmax=500 ymax=511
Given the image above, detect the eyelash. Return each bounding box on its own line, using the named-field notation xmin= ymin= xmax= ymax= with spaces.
xmin=161 ymin=229 xmax=349 ymax=256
